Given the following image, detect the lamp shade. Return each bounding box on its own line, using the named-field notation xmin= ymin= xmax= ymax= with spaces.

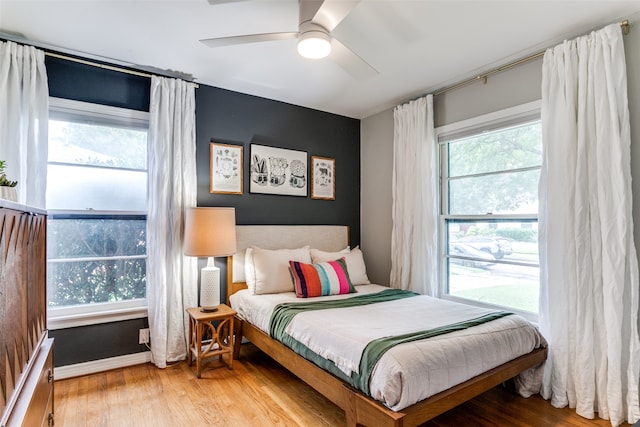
xmin=183 ymin=207 xmax=237 ymax=257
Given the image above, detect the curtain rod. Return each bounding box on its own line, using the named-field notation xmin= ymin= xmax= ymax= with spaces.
xmin=45 ymin=51 xmax=199 ymax=87
xmin=433 ymin=19 xmax=629 ymax=97
xmin=45 ymin=51 xmax=153 ymax=79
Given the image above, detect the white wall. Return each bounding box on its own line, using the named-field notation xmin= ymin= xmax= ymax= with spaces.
xmin=433 ymin=58 xmax=542 ymax=127
xmin=361 ymin=13 xmax=640 ymax=288
xmin=360 ymin=108 xmax=393 ymax=285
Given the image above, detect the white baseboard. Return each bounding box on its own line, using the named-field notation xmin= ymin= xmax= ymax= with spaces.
xmin=55 ymin=351 xmax=152 ymax=380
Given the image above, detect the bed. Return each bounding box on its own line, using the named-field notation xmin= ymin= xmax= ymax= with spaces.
xmin=226 ymin=225 xmax=547 ymax=427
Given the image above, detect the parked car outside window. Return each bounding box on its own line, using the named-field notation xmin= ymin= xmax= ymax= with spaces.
xmin=449 ymin=242 xmax=496 ymax=268
xmin=457 ymin=235 xmax=512 ymax=259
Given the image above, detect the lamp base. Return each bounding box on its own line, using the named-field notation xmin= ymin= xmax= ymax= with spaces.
xmin=200 ymin=258 xmax=221 ymax=311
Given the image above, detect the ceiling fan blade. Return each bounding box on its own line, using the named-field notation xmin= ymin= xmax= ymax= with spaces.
xmin=329 ymin=38 xmax=378 ymax=79
xmin=311 ymin=0 xmax=360 ymax=32
xmin=200 ymin=32 xmax=298 ymax=48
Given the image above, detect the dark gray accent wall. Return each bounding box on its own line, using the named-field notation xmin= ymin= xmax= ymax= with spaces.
xmin=195 ymin=85 xmax=360 ymax=235
xmin=45 ymin=55 xmax=361 ymax=367
xmin=195 ymin=85 xmax=361 ymax=301
xmin=49 ymin=318 xmax=150 ymax=366
xmin=46 ymin=54 xmax=151 ymax=111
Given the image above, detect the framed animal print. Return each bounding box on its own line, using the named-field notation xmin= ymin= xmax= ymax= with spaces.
xmin=311 ymin=156 xmax=335 ymax=200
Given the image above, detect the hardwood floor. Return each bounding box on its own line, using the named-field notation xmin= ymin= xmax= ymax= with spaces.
xmin=55 ymin=344 xmax=629 ymax=426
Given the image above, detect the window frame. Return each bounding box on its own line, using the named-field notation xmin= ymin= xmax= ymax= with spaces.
xmin=436 ymin=100 xmax=541 ymax=323
xmin=47 ymin=98 xmax=150 ymax=329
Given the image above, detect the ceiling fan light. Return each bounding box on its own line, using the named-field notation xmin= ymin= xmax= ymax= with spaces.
xmin=297 ymin=31 xmax=331 ymax=59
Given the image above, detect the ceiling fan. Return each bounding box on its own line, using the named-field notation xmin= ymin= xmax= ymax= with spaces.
xmin=200 ymin=0 xmax=378 ymax=79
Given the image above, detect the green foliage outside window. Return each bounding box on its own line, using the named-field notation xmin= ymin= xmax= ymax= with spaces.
xmin=458 ymin=225 xmax=538 ymax=243
xmin=49 ymin=119 xmax=147 ymax=170
xmin=494 ymin=228 xmax=537 ymax=243
xmin=47 ymin=218 xmax=146 ymax=306
xmin=447 ymin=121 xmax=542 ymax=215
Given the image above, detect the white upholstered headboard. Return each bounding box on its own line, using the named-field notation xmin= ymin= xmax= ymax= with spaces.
xmin=226 ymin=225 xmax=349 ymax=301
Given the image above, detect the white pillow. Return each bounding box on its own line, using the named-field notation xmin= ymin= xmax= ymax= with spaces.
xmin=251 ymin=246 xmax=311 ymax=295
xmin=310 ymin=246 xmax=370 ymax=285
xmin=244 ymin=247 xmax=256 ymax=293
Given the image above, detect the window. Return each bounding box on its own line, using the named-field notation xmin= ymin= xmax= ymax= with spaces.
xmin=438 ymin=102 xmax=541 ymax=320
xmin=47 ymin=98 xmax=149 ymax=328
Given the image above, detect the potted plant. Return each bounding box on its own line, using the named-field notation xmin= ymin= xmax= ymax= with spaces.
xmin=0 ymin=160 xmax=18 ymax=202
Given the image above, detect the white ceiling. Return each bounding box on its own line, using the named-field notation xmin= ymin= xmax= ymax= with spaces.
xmin=1 ymin=1 xmax=640 ymax=119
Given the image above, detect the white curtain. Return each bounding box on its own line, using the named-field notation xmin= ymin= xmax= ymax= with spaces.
xmin=390 ymin=94 xmax=438 ymax=295
xmin=0 ymin=40 xmax=48 ymax=208
xmin=147 ymin=76 xmax=198 ymax=368
xmin=539 ymin=23 xmax=640 ymax=426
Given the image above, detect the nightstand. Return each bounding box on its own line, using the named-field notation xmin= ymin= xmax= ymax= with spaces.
xmin=186 ymin=304 xmax=237 ymax=378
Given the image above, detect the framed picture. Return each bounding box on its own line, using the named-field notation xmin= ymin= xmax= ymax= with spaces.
xmin=210 ymin=142 xmax=243 ymax=194
xmin=249 ymin=144 xmax=307 ymax=196
xmin=311 ymin=156 xmax=335 ymax=200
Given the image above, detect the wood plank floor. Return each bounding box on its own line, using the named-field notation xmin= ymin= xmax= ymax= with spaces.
xmin=55 ymin=344 xmax=630 ymax=426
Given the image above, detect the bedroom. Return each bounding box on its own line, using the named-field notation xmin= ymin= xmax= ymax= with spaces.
xmin=1 ymin=1 xmax=640 ymax=426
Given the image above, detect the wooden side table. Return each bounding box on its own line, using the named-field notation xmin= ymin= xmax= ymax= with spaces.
xmin=186 ymin=304 xmax=236 ymax=378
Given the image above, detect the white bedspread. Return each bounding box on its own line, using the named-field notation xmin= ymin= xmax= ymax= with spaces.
xmin=230 ymin=285 xmax=546 ymax=411
xmin=287 ymin=295 xmax=501 ymax=376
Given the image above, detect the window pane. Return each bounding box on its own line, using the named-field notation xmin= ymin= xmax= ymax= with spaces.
xmin=49 ymin=119 xmax=147 ymax=169
xmin=448 ymin=220 xmax=538 ymax=262
xmin=447 ymin=260 xmax=539 ymax=313
xmin=442 ymin=114 xmax=541 ymax=316
xmin=447 ymin=121 xmax=541 ymax=178
xmin=48 ymin=218 xmax=146 ymax=259
xmin=448 ymin=168 xmax=539 ymax=215
xmin=47 ymin=217 xmax=146 ymax=307
xmin=446 ymin=220 xmax=539 ymax=313
xmin=48 ymin=258 xmax=146 ymax=306
xmin=46 ymin=163 xmax=147 ymax=211
xmin=46 ymin=100 xmax=149 ymax=312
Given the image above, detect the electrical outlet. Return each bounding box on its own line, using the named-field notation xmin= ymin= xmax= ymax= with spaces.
xmin=139 ymin=328 xmax=150 ymax=345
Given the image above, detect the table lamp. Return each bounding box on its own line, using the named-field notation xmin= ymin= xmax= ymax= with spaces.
xmin=183 ymin=207 xmax=237 ymax=312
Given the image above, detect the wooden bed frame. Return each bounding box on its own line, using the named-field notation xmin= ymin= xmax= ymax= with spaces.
xmin=225 ymin=225 xmax=547 ymax=427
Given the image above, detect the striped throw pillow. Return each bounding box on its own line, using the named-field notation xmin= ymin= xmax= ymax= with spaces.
xmin=289 ymin=258 xmax=356 ymax=298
